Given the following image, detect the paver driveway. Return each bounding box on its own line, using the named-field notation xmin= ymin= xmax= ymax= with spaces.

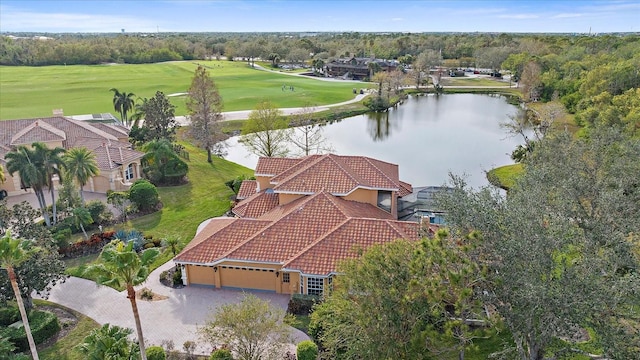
xmin=38 ymin=260 xmax=309 ymax=355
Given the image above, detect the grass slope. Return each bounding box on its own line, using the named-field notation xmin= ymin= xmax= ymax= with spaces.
xmin=0 ymin=60 xmax=365 ymax=120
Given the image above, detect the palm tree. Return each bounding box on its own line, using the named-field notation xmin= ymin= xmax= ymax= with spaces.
xmin=72 ymin=207 xmax=93 ymax=240
xmin=32 ymin=142 xmax=66 ymax=225
xmin=5 ymin=145 xmax=51 ymax=227
xmin=63 ymin=147 xmax=99 ymax=204
xmin=75 ymin=323 xmax=139 ymax=359
xmin=110 ymin=88 xmax=136 ymax=127
xmin=0 ymin=231 xmax=39 ymax=360
xmin=130 ymin=97 xmax=148 ymax=129
xmin=85 ymin=240 xmax=159 ymax=360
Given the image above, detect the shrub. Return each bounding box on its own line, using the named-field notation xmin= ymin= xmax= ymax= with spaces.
xmin=140 ymin=287 xmax=154 ymax=300
xmin=86 ymin=200 xmax=113 ymax=225
xmin=129 ymin=179 xmax=160 ymax=212
xmin=209 ymin=348 xmax=234 ymax=360
xmin=0 ymin=306 xmax=19 ymax=326
xmin=172 ymin=266 xmax=183 ymax=286
xmin=0 ymin=310 xmax=60 ymax=352
xmin=147 ymin=345 xmax=167 ymax=360
xmin=296 ymin=340 xmax=318 ymax=360
xmin=287 ymin=294 xmax=320 ymax=315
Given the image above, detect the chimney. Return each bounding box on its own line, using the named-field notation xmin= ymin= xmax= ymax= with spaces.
xmin=52 ymin=109 xmax=64 ymax=116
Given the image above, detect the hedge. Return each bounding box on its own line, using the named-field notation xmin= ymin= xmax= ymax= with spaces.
xmin=297 ymin=340 xmax=319 ymax=360
xmin=0 ymin=310 xmax=60 ymax=352
xmin=0 ymin=307 xmax=19 ymax=326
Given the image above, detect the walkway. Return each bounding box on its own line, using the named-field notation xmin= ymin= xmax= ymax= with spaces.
xmin=37 ymin=260 xmax=309 ymax=355
xmin=174 ymin=92 xmax=368 ymax=126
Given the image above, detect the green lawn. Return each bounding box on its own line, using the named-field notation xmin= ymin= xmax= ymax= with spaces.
xmin=65 ymin=129 xmax=252 ymax=278
xmin=442 ymin=77 xmax=511 ymax=87
xmin=487 ymin=163 xmax=524 ymax=190
xmin=35 ymin=300 xmax=100 ymax=360
xmin=0 ymin=60 xmax=367 ymax=120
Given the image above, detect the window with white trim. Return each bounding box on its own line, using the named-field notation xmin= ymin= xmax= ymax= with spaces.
xmin=307 ymin=277 xmax=324 ymax=296
xmin=125 ymin=163 xmax=134 ymax=181
xmin=282 ymin=273 xmax=290 ymax=283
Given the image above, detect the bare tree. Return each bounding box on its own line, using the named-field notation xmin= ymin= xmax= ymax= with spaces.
xmin=288 ymin=104 xmax=334 ymax=156
xmin=520 ymin=61 xmax=542 ymax=102
xmin=186 ymin=65 xmax=224 ymax=163
xmin=412 ymin=49 xmax=441 ymax=88
xmin=240 ymin=101 xmax=290 ymax=157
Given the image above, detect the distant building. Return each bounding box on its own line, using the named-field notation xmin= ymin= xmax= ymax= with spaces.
xmin=325 ymin=57 xmax=400 ymax=80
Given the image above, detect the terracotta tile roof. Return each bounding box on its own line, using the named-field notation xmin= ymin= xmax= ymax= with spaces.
xmin=225 ymin=192 xmax=393 ymax=263
xmin=175 ymin=155 xmax=421 ymax=277
xmin=175 ymin=218 xmax=271 ymax=264
xmin=268 ymin=154 xmax=402 ymax=195
xmin=10 ymin=121 xmax=66 ymax=146
xmin=283 ymin=218 xmax=420 ymax=275
xmin=237 ymin=180 xmax=258 ymax=200
xmin=255 ymin=157 xmax=303 ymax=176
xmin=1 ymin=116 xmax=120 ymax=149
xmin=232 ymin=191 xmax=279 ymax=218
xmin=89 ymin=123 xmax=130 ymax=139
xmin=399 ymin=180 xmax=413 ymax=197
xmin=91 ymin=143 xmax=144 ymax=171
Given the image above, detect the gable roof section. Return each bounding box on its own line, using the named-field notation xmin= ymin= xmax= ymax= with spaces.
xmin=1 ymin=116 xmax=121 ymax=150
xmin=255 ymin=157 xmax=303 ymax=176
xmin=270 ymin=154 xmax=401 ymax=195
xmin=232 ymin=191 xmax=279 ymax=218
xmin=225 ymin=192 xmax=363 ymax=263
xmin=10 ymin=121 xmax=66 ymax=146
xmin=175 ymin=218 xmax=271 ymax=264
xmin=91 ymin=142 xmax=145 ymax=171
xmin=236 ymin=180 xmax=258 ymax=200
xmin=283 ymin=218 xmax=420 ymax=275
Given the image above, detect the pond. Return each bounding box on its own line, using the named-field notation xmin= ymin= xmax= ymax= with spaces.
xmin=222 ymin=94 xmax=524 ymax=189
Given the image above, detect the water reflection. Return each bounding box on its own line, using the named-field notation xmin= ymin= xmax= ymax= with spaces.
xmin=221 ymin=94 xmax=524 ymax=188
xmin=366 ymin=111 xmax=398 ymax=141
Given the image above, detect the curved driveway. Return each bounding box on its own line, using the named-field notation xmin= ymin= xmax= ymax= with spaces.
xmin=37 ymin=259 xmax=309 ymax=355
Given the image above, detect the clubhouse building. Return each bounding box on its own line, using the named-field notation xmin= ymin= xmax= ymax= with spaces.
xmin=174 ymin=154 xmax=436 ymax=295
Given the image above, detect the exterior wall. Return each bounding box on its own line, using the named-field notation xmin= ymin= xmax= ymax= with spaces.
xmin=183 ymin=261 xmax=309 ymax=294
xmin=255 ymin=175 xmax=271 ymax=191
xmin=91 ymin=174 xmax=112 ymax=193
xmin=1 ymin=173 xmax=23 ymax=196
xmin=344 ymin=188 xmax=377 ymax=206
xmin=280 ymin=272 xmax=301 ymax=295
xmin=186 ymin=265 xmax=216 ymax=286
xmin=278 ymin=193 xmax=304 ymax=205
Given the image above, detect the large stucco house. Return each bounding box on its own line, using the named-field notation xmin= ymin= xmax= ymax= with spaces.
xmin=0 ymin=116 xmax=144 ymax=197
xmin=174 ymin=154 xmax=436 ymax=296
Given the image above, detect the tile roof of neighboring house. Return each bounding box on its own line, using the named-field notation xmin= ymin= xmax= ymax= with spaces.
xmin=92 ymin=143 xmax=145 ymax=171
xmin=89 ymin=123 xmax=130 ymax=139
xmin=283 ymin=218 xmax=420 ymax=275
xmin=266 ymin=154 xmax=404 ymax=195
xmin=10 ymin=121 xmax=66 ymax=146
xmin=0 ymin=116 xmax=142 ymax=171
xmin=236 ymin=180 xmax=258 ymax=200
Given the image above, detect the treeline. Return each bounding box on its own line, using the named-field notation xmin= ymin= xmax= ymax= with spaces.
xmin=2 ymin=31 xmax=638 ymax=136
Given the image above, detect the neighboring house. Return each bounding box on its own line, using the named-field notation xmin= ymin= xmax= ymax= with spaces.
xmin=0 ymin=116 xmax=144 ymax=196
xmin=325 ymin=57 xmax=399 ymax=80
xmin=174 ymin=154 xmax=436 ymax=296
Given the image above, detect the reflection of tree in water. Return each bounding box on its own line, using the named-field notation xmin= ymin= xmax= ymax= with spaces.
xmin=367 ymin=111 xmax=398 ymax=141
